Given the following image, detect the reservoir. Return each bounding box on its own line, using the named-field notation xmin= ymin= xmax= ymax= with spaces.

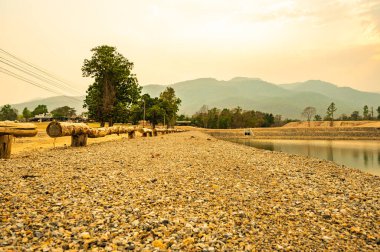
xmin=222 ymin=138 xmax=380 ymax=176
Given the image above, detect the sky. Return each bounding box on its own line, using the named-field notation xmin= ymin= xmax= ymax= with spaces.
xmin=0 ymin=0 xmax=380 ymax=105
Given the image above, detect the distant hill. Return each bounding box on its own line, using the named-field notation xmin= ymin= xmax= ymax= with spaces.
xmin=142 ymin=78 xmax=380 ymax=119
xmin=6 ymin=78 xmax=380 ymax=119
xmin=11 ymin=96 xmax=85 ymax=114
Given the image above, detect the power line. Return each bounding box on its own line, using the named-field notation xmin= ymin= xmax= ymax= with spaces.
xmin=0 ymin=57 xmax=82 ymax=96
xmin=0 ymin=48 xmax=84 ymax=95
xmin=0 ymin=67 xmax=83 ymax=103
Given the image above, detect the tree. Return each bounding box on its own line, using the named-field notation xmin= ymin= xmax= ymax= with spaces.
xmin=159 ymin=87 xmax=181 ymax=127
xmin=350 ymin=111 xmax=360 ymax=121
xmin=377 ymin=106 xmax=380 ymax=120
xmin=32 ymin=104 xmax=48 ymax=116
xmin=363 ymin=105 xmax=369 ymax=120
xmin=22 ymin=107 xmax=32 ymax=121
xmin=314 ymin=114 xmax=322 ymax=121
xmin=0 ymin=104 xmax=18 ymax=121
xmin=326 ymin=102 xmax=337 ymax=127
xmin=82 ymin=45 xmax=141 ymax=126
xmin=51 ymin=106 xmax=76 ymax=119
xmin=301 ymin=106 xmax=316 ymax=127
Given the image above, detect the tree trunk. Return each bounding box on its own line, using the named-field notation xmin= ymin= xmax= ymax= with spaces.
xmin=100 ymin=121 xmax=105 ymax=127
xmin=0 ymin=135 xmax=12 ymax=159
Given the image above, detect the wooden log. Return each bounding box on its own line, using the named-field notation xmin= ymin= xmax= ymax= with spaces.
xmin=0 ymin=134 xmax=13 ymax=159
xmin=46 ymin=122 xmax=136 ymax=139
xmin=128 ymin=131 xmax=135 ymax=139
xmin=0 ymin=121 xmax=37 ymax=137
xmin=138 ymin=128 xmax=153 ymax=137
xmin=71 ymin=134 xmax=88 ymax=147
xmin=46 ymin=121 xmax=90 ymax=138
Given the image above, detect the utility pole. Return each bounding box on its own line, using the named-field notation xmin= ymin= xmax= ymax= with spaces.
xmin=143 ymin=99 xmax=146 ymax=127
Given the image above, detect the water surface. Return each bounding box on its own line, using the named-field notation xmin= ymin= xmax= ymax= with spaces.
xmin=224 ymin=138 xmax=380 ymax=176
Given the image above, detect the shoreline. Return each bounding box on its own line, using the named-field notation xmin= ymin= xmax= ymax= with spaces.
xmin=1 ymin=131 xmax=379 ymax=250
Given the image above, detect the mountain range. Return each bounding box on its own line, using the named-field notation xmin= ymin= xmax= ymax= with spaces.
xmin=8 ymin=77 xmax=380 ymax=119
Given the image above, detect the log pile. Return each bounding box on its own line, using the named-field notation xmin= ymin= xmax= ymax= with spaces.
xmin=0 ymin=121 xmax=38 ymax=159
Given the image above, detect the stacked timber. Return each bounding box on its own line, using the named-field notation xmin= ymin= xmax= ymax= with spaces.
xmin=0 ymin=121 xmax=38 ymax=159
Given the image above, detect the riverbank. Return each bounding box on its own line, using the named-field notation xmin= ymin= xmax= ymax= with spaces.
xmin=207 ymin=127 xmax=380 ymax=140
xmin=1 ymin=131 xmax=379 ymax=250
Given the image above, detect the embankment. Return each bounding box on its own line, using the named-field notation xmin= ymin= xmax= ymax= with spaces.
xmin=0 ymin=131 xmax=379 ymax=250
xmin=207 ymin=127 xmax=380 ymax=140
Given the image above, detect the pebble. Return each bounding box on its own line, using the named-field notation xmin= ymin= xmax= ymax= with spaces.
xmin=0 ymin=131 xmax=379 ymax=251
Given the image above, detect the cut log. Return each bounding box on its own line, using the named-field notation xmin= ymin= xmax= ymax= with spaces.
xmin=46 ymin=121 xmax=90 ymax=138
xmin=0 ymin=134 xmax=13 ymax=159
xmin=71 ymin=134 xmax=88 ymax=147
xmin=0 ymin=121 xmax=37 ymax=137
xmin=138 ymin=128 xmax=153 ymax=137
xmin=47 ymin=122 xmax=136 ymax=138
xmin=128 ymin=131 xmax=135 ymax=139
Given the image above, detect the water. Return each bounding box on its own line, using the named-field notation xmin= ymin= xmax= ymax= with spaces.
xmin=225 ymin=138 xmax=380 ymax=176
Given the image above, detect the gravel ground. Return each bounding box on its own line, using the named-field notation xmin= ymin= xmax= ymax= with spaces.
xmin=1 ymin=131 xmax=379 ymax=251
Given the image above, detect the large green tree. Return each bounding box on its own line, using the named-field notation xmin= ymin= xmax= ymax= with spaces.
xmin=32 ymin=104 xmax=48 ymax=116
xmin=82 ymin=45 xmax=141 ymax=126
xmin=0 ymin=104 xmax=18 ymax=121
xmin=22 ymin=107 xmax=32 ymax=121
xmin=159 ymin=87 xmax=181 ymax=127
xmin=51 ymin=106 xmax=76 ymax=119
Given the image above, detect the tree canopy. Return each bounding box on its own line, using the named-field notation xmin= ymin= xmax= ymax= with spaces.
xmin=82 ymin=45 xmax=141 ymax=126
xmin=159 ymin=87 xmax=181 ymax=127
xmin=0 ymin=104 xmax=18 ymax=121
xmin=301 ymin=106 xmax=316 ymax=127
xmin=22 ymin=107 xmax=32 ymax=120
xmin=51 ymin=106 xmax=76 ymax=118
xmin=32 ymin=104 xmax=48 ymax=116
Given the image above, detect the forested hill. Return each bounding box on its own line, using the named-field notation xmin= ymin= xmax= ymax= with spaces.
xmin=143 ymin=78 xmax=380 ymax=119
xmin=8 ymin=78 xmax=380 ymax=119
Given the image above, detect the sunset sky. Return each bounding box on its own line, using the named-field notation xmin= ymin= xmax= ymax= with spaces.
xmin=1 ymin=0 xmax=380 ymax=104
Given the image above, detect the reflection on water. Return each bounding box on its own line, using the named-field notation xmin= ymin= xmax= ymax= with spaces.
xmin=225 ymin=138 xmax=380 ymax=176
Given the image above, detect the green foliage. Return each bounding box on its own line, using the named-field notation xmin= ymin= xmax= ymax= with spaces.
xmin=159 ymin=87 xmax=181 ymax=127
xmin=314 ymin=114 xmax=322 ymax=121
xmin=32 ymin=104 xmax=48 ymax=116
xmin=192 ymin=106 xmax=276 ymax=128
xmin=22 ymin=107 xmax=32 ymax=120
xmin=363 ymin=105 xmax=369 ymax=120
xmin=0 ymin=104 xmax=18 ymax=121
xmin=326 ymin=102 xmax=337 ymax=120
xmin=377 ymin=106 xmax=380 ymax=120
xmin=350 ymin=111 xmax=360 ymax=121
xmin=51 ymin=106 xmax=76 ymax=118
xmin=82 ymin=45 xmax=141 ymax=126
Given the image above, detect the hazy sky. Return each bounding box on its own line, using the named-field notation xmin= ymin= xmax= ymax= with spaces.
xmin=1 ymin=0 xmax=380 ymax=104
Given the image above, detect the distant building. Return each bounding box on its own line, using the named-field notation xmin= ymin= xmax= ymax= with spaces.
xmin=176 ymin=120 xmax=192 ymax=126
xmin=30 ymin=113 xmax=53 ymax=122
